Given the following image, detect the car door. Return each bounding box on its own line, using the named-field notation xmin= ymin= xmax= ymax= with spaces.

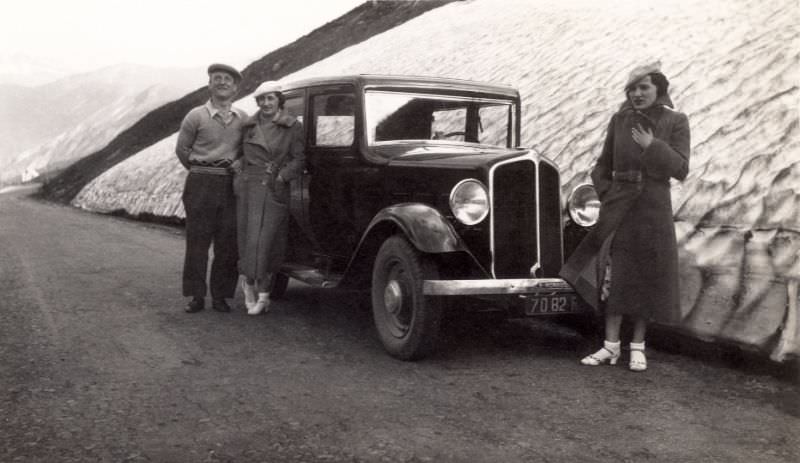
xmin=280 ymin=90 xmax=306 ymax=223
xmin=277 ymin=89 xmax=317 ymax=266
xmin=300 ymin=85 xmax=361 ymax=272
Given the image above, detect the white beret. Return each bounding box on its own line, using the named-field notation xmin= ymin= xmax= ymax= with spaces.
xmin=253 ymin=81 xmax=282 ymax=99
xmin=625 ymin=60 xmax=662 ymax=90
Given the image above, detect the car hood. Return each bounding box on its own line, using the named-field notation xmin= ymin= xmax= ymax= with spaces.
xmin=375 ymin=142 xmax=530 ymax=169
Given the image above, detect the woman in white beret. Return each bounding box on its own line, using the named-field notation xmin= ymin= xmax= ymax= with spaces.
xmin=560 ymin=62 xmax=691 ymax=371
xmin=235 ymin=81 xmax=305 ymax=315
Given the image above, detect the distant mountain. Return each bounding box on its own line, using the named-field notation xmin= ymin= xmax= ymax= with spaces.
xmin=0 ymin=63 xmax=204 ymax=184
xmin=0 ymin=53 xmax=74 ymax=86
xmin=0 ymin=83 xmax=41 ymax=161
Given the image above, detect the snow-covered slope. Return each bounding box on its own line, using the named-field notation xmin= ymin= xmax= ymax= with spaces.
xmin=75 ymin=0 xmax=800 ymax=359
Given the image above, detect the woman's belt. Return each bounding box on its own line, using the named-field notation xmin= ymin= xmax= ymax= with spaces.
xmin=612 ymin=170 xmax=642 ymax=183
xmin=242 ymin=161 xmax=277 ymax=174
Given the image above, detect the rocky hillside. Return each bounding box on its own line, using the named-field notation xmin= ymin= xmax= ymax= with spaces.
xmin=70 ymin=0 xmax=799 ymax=360
xmin=39 ymin=0 xmax=455 ymax=203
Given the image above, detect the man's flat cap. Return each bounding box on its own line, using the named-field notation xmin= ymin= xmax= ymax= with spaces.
xmin=207 ymin=63 xmax=242 ymax=83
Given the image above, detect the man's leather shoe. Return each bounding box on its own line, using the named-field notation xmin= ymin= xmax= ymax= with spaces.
xmin=185 ymin=297 xmax=204 ymax=313
xmin=212 ymin=298 xmax=231 ymax=313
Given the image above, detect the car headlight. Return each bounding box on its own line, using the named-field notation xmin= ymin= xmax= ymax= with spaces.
xmin=567 ymin=183 xmax=600 ymax=227
xmin=449 ymin=179 xmax=489 ymax=225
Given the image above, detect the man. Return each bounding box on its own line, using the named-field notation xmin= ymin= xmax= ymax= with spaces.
xmin=175 ymin=63 xmax=247 ymax=313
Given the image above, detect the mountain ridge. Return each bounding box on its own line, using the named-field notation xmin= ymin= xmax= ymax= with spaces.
xmin=0 ymin=52 xmax=74 ymax=86
xmin=0 ymin=63 xmax=205 ymax=182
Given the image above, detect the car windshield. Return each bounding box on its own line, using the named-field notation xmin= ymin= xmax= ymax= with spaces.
xmin=365 ymin=90 xmax=515 ymax=148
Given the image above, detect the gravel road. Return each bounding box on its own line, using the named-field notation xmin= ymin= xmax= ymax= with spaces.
xmin=1 ymin=187 xmax=797 ymax=462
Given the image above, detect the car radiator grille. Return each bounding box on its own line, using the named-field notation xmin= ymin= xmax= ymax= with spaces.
xmin=538 ymin=162 xmax=564 ymax=277
xmin=491 ymin=160 xmax=538 ymax=278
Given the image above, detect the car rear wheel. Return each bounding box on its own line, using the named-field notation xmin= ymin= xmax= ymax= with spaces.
xmin=269 ymin=273 xmax=289 ymax=300
xmin=371 ymin=235 xmax=442 ymax=360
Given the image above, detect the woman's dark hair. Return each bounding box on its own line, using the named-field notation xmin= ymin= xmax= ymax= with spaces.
xmin=256 ymin=91 xmax=286 ymax=109
xmin=649 ymin=72 xmax=670 ymax=97
xmin=627 ymin=72 xmax=670 ymax=97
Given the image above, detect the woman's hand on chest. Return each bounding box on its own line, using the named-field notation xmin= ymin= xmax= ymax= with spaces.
xmin=631 ymin=123 xmax=654 ymax=149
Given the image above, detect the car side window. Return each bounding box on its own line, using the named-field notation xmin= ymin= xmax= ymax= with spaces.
xmin=312 ymin=93 xmax=355 ymax=147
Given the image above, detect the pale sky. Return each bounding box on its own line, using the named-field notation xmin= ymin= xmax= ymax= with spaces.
xmin=2 ymin=0 xmax=365 ymax=73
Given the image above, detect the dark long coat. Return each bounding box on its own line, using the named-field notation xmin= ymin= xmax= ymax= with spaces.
xmin=235 ymin=111 xmax=305 ymax=282
xmin=560 ymin=95 xmax=690 ymax=320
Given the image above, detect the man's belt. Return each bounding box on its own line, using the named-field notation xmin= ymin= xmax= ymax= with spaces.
xmin=189 ymin=165 xmax=231 ymax=176
xmin=612 ymin=170 xmax=643 ymax=183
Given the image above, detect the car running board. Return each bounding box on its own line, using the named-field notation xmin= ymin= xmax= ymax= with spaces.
xmin=281 ymin=263 xmax=342 ymax=289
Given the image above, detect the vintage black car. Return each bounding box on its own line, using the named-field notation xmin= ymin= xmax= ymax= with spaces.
xmin=268 ymin=75 xmax=599 ymax=360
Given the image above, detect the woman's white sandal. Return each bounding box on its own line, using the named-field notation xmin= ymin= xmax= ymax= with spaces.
xmin=581 ymin=341 xmax=621 ymax=366
xmin=241 ymin=279 xmax=256 ymax=311
xmin=248 ymin=292 xmax=270 ymax=315
xmin=629 ymin=342 xmax=647 ymax=372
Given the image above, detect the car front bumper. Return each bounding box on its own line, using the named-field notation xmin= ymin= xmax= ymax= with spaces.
xmin=423 ymin=278 xmax=574 ymax=296
xmin=423 ymin=278 xmax=587 ymax=315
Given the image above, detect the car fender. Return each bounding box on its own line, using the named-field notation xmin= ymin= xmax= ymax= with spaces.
xmin=338 ymin=203 xmax=468 ymax=289
xmin=362 ymin=203 xmax=465 ymax=253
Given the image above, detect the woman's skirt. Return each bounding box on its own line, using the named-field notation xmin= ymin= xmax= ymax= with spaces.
xmin=235 ymin=171 xmax=289 ymax=281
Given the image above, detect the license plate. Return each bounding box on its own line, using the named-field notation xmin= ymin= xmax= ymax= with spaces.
xmin=523 ymin=294 xmax=581 ymax=315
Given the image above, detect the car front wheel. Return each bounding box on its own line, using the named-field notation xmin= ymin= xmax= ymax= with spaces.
xmin=371 ymin=235 xmax=443 ymax=360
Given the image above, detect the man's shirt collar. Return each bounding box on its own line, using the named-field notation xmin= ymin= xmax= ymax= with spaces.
xmin=204 ymin=100 xmax=241 ymax=119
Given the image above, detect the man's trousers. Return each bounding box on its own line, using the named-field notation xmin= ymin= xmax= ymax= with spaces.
xmin=181 ymin=172 xmax=238 ymax=299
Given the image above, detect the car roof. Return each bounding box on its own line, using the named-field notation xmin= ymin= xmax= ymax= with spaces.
xmin=279 ymin=74 xmax=519 ymax=98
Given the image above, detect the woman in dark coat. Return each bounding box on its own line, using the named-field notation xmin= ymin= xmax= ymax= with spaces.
xmin=559 ymin=62 xmax=690 ymax=371
xmin=234 ymin=81 xmax=305 ymax=315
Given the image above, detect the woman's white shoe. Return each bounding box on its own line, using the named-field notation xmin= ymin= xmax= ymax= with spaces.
xmin=581 ymin=340 xmax=621 ymax=365
xmin=248 ymin=292 xmax=270 ymax=315
xmin=629 ymin=342 xmax=647 ymax=371
xmin=241 ymin=279 xmax=257 ymax=311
